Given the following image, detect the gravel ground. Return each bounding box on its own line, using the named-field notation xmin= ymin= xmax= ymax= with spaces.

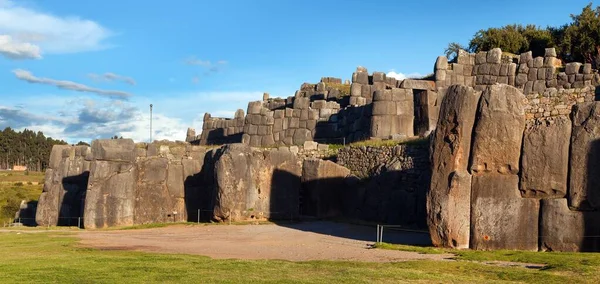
xmin=77 ymin=221 xmax=453 ymax=262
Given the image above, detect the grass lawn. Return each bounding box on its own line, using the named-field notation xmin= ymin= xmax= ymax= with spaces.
xmin=0 ymin=231 xmax=599 ymax=283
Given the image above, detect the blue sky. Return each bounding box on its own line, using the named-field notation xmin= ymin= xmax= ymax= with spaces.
xmin=0 ymin=0 xmax=595 ymax=143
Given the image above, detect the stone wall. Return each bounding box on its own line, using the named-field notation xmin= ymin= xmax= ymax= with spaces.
xmin=187 ymin=110 xmax=245 ymax=145
xmin=335 ymin=142 xmax=430 ymax=227
xmin=435 ymin=48 xmax=600 ymax=121
xmin=428 ymin=84 xmax=600 ymax=252
xmin=193 ymin=68 xmax=439 ymax=147
xmin=35 ymin=137 xmax=433 ymax=229
xmin=36 ymin=140 xmax=213 ymax=229
xmin=36 ymin=145 xmax=90 ymax=227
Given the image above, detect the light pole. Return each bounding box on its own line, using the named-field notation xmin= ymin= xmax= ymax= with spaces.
xmin=150 ymin=104 xmax=153 ymax=142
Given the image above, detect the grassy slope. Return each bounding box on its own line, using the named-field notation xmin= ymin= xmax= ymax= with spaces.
xmin=0 ymin=231 xmax=597 ymax=283
xmin=0 ymin=171 xmax=44 ymax=222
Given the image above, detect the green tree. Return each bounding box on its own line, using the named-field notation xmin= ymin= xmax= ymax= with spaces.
xmin=558 ymin=3 xmax=600 ymax=67
xmin=444 ymin=42 xmax=467 ymax=62
xmin=468 ymin=24 xmax=528 ymax=55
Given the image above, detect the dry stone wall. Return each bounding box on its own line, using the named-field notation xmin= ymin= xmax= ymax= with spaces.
xmin=336 ymin=142 xmax=430 ymax=227
xmin=435 ymin=48 xmax=600 ymax=121
xmin=428 ymin=84 xmax=600 ymax=252
xmin=187 ymin=110 xmax=245 ymax=145
xmin=194 ymin=68 xmax=440 ymax=147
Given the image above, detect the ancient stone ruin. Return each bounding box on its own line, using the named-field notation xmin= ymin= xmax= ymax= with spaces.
xmin=34 ymin=47 xmax=600 ymax=252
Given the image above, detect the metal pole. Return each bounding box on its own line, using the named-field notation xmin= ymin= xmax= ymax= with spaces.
xmin=149 ymin=104 xmax=153 ymax=142
xmin=343 ymin=137 xmax=346 ymax=146
xmin=376 ymin=225 xmax=380 ymax=243
xmin=78 ymin=217 xmax=81 ymax=229
xmin=197 ymin=209 xmax=200 ymax=223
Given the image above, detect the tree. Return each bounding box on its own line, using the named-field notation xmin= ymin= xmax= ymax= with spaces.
xmin=76 ymin=141 xmax=90 ymax=146
xmin=468 ymin=24 xmax=528 ymax=55
xmin=558 ymin=3 xmax=600 ymax=67
xmin=444 ymin=42 xmax=467 ymax=62
xmin=0 ymin=127 xmax=67 ymax=171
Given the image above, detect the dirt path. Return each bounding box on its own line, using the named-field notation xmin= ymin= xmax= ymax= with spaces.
xmin=77 ymin=221 xmax=454 ymax=262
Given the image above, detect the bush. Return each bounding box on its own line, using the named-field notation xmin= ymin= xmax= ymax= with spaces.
xmin=13 ymin=182 xmax=23 ymax=187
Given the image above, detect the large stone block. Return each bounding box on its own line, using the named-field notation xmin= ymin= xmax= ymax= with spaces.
xmin=301 ymin=159 xmax=351 ymax=218
xmin=84 ymin=160 xmax=136 ymax=229
xmin=247 ymin=101 xmax=262 ymax=114
xmin=352 ymin=71 xmax=369 ymax=84
xmin=91 ymin=139 xmax=136 ymax=162
xmin=540 ymin=198 xmax=600 ymax=252
xmin=569 ymin=102 xmax=600 ymax=210
xmin=470 ymin=174 xmax=539 ymax=251
xmin=293 ymin=97 xmax=310 ymax=109
xmin=428 ymin=85 xmax=481 ymax=248
xmin=350 ymin=83 xmax=362 ymax=97
xmin=372 ymin=101 xmax=396 ymax=115
xmin=470 ymin=84 xmax=526 ymax=174
xmin=401 ymin=79 xmax=434 ymax=90
xmin=213 ymin=144 xmax=301 ymax=222
xmin=370 ymin=115 xmax=392 ymax=139
xmin=486 ymin=48 xmax=502 ymax=64
xmin=520 ymin=117 xmax=571 ymax=198
xmin=435 ymin=56 xmax=448 ymax=70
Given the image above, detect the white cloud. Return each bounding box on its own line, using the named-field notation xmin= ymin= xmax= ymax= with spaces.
xmin=88 ymin=72 xmax=136 ymax=85
xmin=0 ymin=34 xmax=41 ymax=59
xmin=0 ymin=0 xmax=112 ymax=54
xmin=386 ymin=70 xmax=423 ymax=80
xmin=184 ymin=57 xmax=211 ymax=67
xmin=184 ymin=56 xmax=228 ymax=79
xmin=1 ymin=89 xmax=263 ymax=144
xmin=13 ymin=69 xmax=132 ymax=99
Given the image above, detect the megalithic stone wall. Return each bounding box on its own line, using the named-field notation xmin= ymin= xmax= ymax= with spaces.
xmin=371 ymin=89 xmax=414 ymax=139
xmin=193 ymin=66 xmax=438 ymax=147
xmin=212 ymin=143 xmax=302 ymax=221
xmin=428 ymin=83 xmax=600 ymax=252
xmin=36 ymin=145 xmax=90 ymax=226
xmin=427 ymin=85 xmax=481 ymax=249
xmin=84 ymin=139 xmax=138 ymax=229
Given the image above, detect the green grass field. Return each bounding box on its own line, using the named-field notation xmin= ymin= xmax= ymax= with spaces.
xmin=0 ymin=231 xmax=599 ymax=283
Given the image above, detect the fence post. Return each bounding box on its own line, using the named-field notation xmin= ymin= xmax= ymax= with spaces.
xmin=376 ymin=225 xmax=380 ymax=243
xmin=198 ymin=209 xmax=200 ymax=224
xmin=343 ymin=137 xmax=346 ymax=146
xmin=78 ymin=217 xmax=81 ymax=229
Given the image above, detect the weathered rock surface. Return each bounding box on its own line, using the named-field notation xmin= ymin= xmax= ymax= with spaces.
xmin=91 ymin=139 xmax=136 ymax=162
xmin=36 ymin=145 xmax=90 ymax=227
xmin=540 ymin=198 xmax=600 ymax=252
xmin=470 ymin=174 xmax=539 ymax=251
xmin=427 ymin=85 xmax=481 ymax=249
xmin=84 ymin=159 xmax=136 ymax=229
xmin=470 ymin=84 xmax=526 ymax=174
xmin=569 ymin=102 xmax=600 ymax=210
xmin=301 ymin=159 xmax=351 ymax=218
xmin=520 ymin=117 xmax=571 ymax=198
xmin=213 ymin=144 xmax=302 ymax=221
